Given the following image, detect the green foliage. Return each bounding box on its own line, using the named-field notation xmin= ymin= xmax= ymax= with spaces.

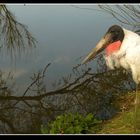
xmin=41 ymin=113 xmax=101 ymax=134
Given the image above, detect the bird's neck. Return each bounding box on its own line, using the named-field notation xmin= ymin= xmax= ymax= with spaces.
xmin=105 ymin=40 xmax=122 ymax=56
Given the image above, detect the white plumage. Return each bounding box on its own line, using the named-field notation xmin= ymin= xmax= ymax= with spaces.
xmin=105 ymin=28 xmax=140 ymax=84
xmin=82 ymin=25 xmax=140 ymax=85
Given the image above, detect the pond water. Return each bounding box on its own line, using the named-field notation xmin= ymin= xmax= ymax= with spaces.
xmin=1 ymin=4 xmax=122 ymax=93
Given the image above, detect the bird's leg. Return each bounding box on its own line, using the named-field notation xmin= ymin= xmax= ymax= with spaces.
xmin=134 ymin=84 xmax=139 ymax=133
xmin=134 ymin=84 xmax=137 ymax=133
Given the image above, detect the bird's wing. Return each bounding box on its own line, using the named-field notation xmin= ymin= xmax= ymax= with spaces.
xmin=116 ymin=29 xmax=140 ymax=71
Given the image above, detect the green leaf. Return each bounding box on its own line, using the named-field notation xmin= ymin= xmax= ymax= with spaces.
xmin=41 ymin=113 xmax=101 ymax=134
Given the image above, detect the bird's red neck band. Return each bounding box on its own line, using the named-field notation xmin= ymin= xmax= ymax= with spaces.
xmin=106 ymin=40 xmax=122 ymax=56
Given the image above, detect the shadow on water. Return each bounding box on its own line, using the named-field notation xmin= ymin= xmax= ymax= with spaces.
xmin=0 ymin=55 xmax=135 ymax=133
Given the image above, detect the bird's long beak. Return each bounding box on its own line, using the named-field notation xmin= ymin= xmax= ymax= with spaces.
xmin=82 ymin=33 xmax=113 ymax=64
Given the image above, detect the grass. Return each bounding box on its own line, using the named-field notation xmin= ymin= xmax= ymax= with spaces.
xmin=95 ymin=91 xmax=140 ymax=134
xmin=98 ymin=110 xmax=135 ymax=134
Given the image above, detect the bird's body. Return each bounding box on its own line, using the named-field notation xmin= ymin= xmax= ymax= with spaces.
xmin=105 ymin=28 xmax=140 ymax=84
xmin=82 ymin=25 xmax=140 ymax=84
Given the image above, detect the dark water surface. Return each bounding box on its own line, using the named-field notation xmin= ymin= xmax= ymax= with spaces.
xmin=2 ymin=4 xmax=122 ymax=92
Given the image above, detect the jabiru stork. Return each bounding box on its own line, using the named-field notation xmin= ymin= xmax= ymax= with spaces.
xmin=82 ymin=25 xmax=140 ymax=133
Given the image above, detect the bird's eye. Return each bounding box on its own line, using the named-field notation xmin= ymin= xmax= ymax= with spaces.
xmin=110 ymin=30 xmax=119 ymax=36
xmin=110 ymin=30 xmax=115 ymax=33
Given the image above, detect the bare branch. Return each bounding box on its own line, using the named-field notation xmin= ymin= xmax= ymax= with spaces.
xmin=0 ymin=5 xmax=37 ymax=57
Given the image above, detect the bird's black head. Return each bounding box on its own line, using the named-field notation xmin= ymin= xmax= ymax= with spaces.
xmin=106 ymin=25 xmax=124 ymax=42
xmin=82 ymin=25 xmax=125 ymax=64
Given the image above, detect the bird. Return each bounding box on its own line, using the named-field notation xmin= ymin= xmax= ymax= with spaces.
xmin=82 ymin=25 xmax=140 ymax=84
xmin=82 ymin=25 xmax=140 ymax=132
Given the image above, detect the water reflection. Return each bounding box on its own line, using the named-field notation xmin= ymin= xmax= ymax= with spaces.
xmin=3 ymin=4 xmax=120 ymax=91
